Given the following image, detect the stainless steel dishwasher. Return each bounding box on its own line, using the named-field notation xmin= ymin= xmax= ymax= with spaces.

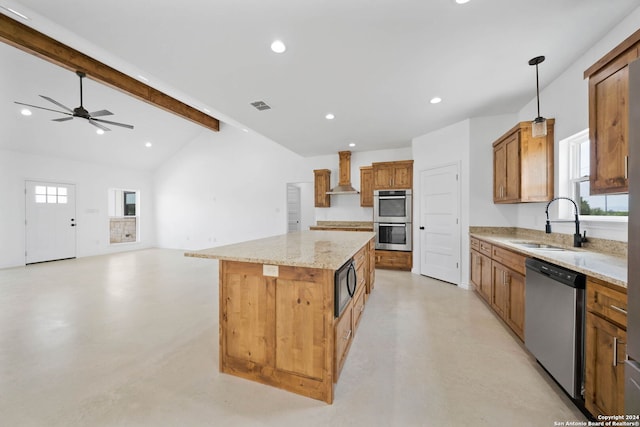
xmin=525 ymin=258 xmax=586 ymax=400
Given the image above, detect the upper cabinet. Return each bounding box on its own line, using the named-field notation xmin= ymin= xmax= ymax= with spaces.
xmin=360 ymin=166 xmax=373 ymax=207
xmin=584 ymin=29 xmax=640 ymax=195
xmin=493 ymin=120 xmax=555 ymax=204
xmin=313 ymin=169 xmax=331 ymax=208
xmin=372 ymin=160 xmax=413 ymax=190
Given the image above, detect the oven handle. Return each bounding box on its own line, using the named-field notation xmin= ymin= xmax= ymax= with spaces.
xmin=347 ymin=263 xmax=357 ymax=297
xmin=378 ymin=196 xmax=406 ymax=200
xmin=379 ymin=223 xmax=407 ymax=227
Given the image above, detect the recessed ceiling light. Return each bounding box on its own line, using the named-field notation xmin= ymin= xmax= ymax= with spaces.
xmin=455 ymin=0 xmax=470 ymax=4
xmin=137 ymin=75 xmax=149 ymax=82
xmin=325 ymin=113 xmax=335 ymax=120
xmin=349 ymin=142 xmax=356 ymax=147
xmin=242 ymin=128 xmax=249 ymax=133
xmin=145 ymin=142 xmax=152 ymax=148
xmin=20 ymin=108 xmax=32 ymax=116
xmin=430 ymin=97 xmax=442 ymax=104
xmin=0 ymin=6 xmax=30 ymax=20
xmin=96 ymin=129 xmax=105 ymax=135
xmin=204 ymin=108 xmax=211 ymax=113
xmin=271 ymin=40 xmax=286 ymax=53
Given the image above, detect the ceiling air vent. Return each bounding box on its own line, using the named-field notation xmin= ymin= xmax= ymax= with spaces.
xmin=250 ymin=100 xmax=271 ymax=111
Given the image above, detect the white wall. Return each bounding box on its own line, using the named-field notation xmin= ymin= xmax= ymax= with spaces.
xmin=153 ymin=126 xmax=309 ymax=250
xmin=410 ymin=115 xmax=517 ymax=288
xmin=0 ymin=148 xmax=155 ymax=269
xmin=305 ymin=147 xmax=413 ymax=222
xmin=513 ymin=8 xmax=640 ymax=242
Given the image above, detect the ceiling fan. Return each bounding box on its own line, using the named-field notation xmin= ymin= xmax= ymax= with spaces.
xmin=14 ymin=71 xmax=134 ymax=132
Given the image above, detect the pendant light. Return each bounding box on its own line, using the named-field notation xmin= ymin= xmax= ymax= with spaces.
xmin=529 ymin=55 xmax=547 ymax=138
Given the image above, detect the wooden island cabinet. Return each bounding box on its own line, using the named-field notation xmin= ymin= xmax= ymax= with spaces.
xmin=186 ymin=231 xmax=375 ymax=404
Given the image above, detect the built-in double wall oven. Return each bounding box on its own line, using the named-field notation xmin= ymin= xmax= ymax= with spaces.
xmin=373 ymin=189 xmax=412 ymax=251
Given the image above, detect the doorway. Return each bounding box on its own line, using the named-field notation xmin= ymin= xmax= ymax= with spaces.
xmin=286 ymin=182 xmax=314 ymax=232
xmin=25 ymin=180 xmax=77 ymax=264
xmin=419 ymin=164 xmax=461 ymax=284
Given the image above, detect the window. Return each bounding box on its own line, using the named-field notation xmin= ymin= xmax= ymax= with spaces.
xmin=561 ymin=130 xmax=628 ymax=218
xmin=34 ymin=185 xmax=68 ymax=204
xmin=108 ymin=189 xmax=139 ymax=244
xmin=124 ymin=191 xmax=136 ymax=216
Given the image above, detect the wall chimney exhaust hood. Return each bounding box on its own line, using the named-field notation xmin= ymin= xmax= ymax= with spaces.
xmin=327 ymin=151 xmax=359 ymax=194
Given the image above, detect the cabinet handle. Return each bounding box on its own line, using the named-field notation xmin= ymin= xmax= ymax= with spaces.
xmin=610 ymin=304 xmax=627 ymax=315
xmin=625 ymin=155 xmax=629 ymax=180
xmin=343 ymin=329 xmax=352 ymax=341
xmin=612 ymin=337 xmax=627 ymax=367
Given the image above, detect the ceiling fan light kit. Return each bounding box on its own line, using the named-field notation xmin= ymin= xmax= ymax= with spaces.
xmin=528 ymin=55 xmax=547 ymax=138
xmin=14 ymin=70 xmax=134 ymax=132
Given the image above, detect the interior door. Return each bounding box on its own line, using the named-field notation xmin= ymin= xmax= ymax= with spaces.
xmin=419 ymin=164 xmax=460 ymax=284
xmin=25 ymin=181 xmax=77 ymax=264
xmin=287 ymin=184 xmax=301 ymax=232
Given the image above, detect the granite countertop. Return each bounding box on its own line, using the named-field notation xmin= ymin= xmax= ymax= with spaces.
xmin=470 ymin=232 xmax=627 ymax=289
xmin=185 ymin=230 xmax=375 ymax=270
xmin=309 ymin=221 xmax=374 ymax=231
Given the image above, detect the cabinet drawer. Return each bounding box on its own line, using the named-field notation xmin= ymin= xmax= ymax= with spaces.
xmin=491 ymin=246 xmax=525 ymax=275
xmin=587 ymin=277 xmax=627 ymax=329
xmin=354 ymin=245 xmax=367 ymax=269
xmin=471 ymin=237 xmax=493 ymax=257
xmin=352 ymin=285 xmax=366 ymax=333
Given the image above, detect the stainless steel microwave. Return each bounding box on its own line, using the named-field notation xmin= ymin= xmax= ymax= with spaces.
xmin=334 ymin=259 xmax=357 ymax=317
xmin=373 ymin=189 xmax=412 ymax=223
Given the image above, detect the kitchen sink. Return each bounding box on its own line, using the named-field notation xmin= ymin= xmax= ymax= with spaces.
xmin=510 ymin=241 xmax=568 ymax=251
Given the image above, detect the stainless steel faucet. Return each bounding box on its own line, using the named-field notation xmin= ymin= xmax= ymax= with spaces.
xmin=544 ymin=197 xmax=585 ymax=247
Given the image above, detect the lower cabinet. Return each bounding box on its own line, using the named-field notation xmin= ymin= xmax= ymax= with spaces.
xmin=584 ymin=277 xmax=628 ymax=417
xmin=334 ymin=305 xmax=353 ymax=380
xmin=470 ymin=237 xmax=526 ymax=341
xmin=375 ymin=249 xmax=412 ymax=270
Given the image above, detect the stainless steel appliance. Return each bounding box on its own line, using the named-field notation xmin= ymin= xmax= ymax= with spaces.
xmin=374 ymin=222 xmax=412 ymax=251
xmin=334 ymin=258 xmax=357 ymax=318
xmin=626 ymin=58 xmax=640 ymax=413
xmin=525 ymin=258 xmax=586 ymax=400
xmin=373 ymin=190 xmax=412 ymax=223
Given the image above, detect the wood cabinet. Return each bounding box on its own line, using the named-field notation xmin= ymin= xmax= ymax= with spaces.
xmin=313 ymin=169 xmax=331 ymax=207
xmin=470 ymin=238 xmax=526 ymax=341
xmin=360 ymin=166 xmax=373 ymax=207
xmin=470 ymin=238 xmax=492 ymax=303
xmin=372 ymin=160 xmax=413 ymax=190
xmin=374 ymin=249 xmax=412 ymax=271
xmin=368 ymin=238 xmax=376 ymax=293
xmin=218 ymin=237 xmax=375 ymax=403
xmin=584 ymin=29 xmax=640 ymax=194
xmin=585 ymin=277 xmax=628 ymax=417
xmin=492 ymin=120 xmax=554 ymax=203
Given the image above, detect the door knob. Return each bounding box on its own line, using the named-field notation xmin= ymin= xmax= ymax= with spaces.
xmin=419 ymin=226 xmax=425 ymax=230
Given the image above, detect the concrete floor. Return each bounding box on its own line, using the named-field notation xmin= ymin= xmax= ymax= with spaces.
xmin=0 ymin=248 xmax=585 ymax=426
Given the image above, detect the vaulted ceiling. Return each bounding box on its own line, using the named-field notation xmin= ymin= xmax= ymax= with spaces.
xmin=2 ymin=0 xmax=640 ymax=169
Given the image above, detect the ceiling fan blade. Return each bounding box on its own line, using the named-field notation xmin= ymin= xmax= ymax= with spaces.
xmin=14 ymin=101 xmax=73 ymax=116
xmin=92 ymin=117 xmax=134 ymax=129
xmin=89 ymin=109 xmax=113 ymax=117
xmin=52 ymin=117 xmax=74 ymax=122
xmin=39 ymin=95 xmax=74 ymax=113
xmin=88 ymin=119 xmax=111 ymax=132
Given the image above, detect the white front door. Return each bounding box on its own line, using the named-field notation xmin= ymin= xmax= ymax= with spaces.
xmin=25 ymin=181 xmax=77 ymax=264
xmin=287 ymin=184 xmax=301 ymax=233
xmin=419 ymin=164 xmax=460 ymax=284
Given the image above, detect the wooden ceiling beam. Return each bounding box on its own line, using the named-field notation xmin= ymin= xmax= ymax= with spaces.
xmin=0 ymin=14 xmax=219 ymax=132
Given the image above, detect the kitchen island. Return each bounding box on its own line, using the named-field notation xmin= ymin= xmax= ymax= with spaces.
xmin=185 ymin=230 xmax=375 ymax=404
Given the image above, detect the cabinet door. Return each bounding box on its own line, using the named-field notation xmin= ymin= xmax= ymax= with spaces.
xmin=470 ymin=250 xmax=482 ymax=290
xmin=491 ymin=262 xmax=508 ymax=319
xmin=314 ymin=170 xmax=331 ymax=207
xmin=504 ymin=133 xmax=521 ymax=202
xmin=360 ymin=167 xmax=373 ymax=207
xmin=585 ymin=312 xmax=627 ymax=416
xmin=589 ymin=61 xmax=632 ymax=194
xmin=493 ymin=142 xmax=507 ymax=202
xmin=479 ymin=253 xmax=492 ymax=303
xmin=505 ymin=269 xmax=525 ymax=341
xmin=334 ymin=307 xmax=353 ymax=379
xmin=392 ymin=164 xmax=413 ymax=189
xmin=373 ymin=164 xmax=393 ymax=189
